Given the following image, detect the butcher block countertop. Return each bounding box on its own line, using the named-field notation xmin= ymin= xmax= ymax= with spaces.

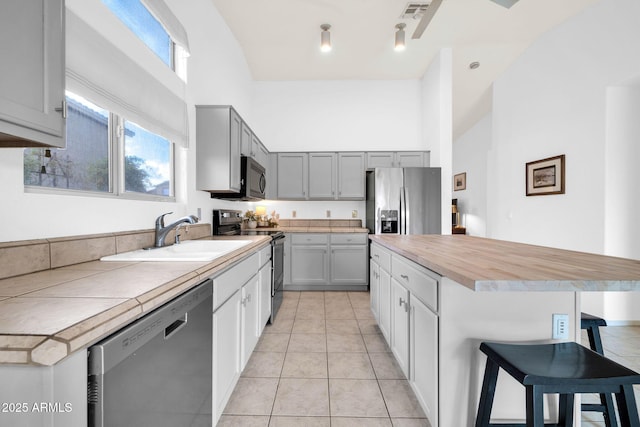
xmin=370 ymin=234 xmax=640 ymax=292
xmin=0 ymin=236 xmax=271 ymax=366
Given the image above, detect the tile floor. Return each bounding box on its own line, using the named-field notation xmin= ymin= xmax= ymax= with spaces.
xmin=217 ymin=290 xmax=640 ymax=426
xmin=217 ymin=291 xmax=430 ymax=427
xmin=582 ymin=324 xmax=640 ymax=426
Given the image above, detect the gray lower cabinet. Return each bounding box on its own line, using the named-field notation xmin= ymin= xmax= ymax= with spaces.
xmin=286 ymin=233 xmax=368 ymax=290
xmin=0 ymin=0 xmax=65 ymax=148
xmin=289 ymin=234 xmax=329 ymax=286
xmin=371 ymin=242 xmax=439 ymax=427
xmin=211 ymin=250 xmax=266 ymax=424
xmin=330 ymin=234 xmax=368 ymax=284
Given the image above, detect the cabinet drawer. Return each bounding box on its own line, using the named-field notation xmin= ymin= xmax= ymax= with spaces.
xmin=370 ymin=243 xmax=391 ymax=272
xmin=291 ymin=234 xmax=328 ymax=245
xmin=330 ymin=233 xmax=367 ymax=245
xmin=258 ymin=245 xmax=271 ymax=267
xmin=213 ymin=252 xmax=259 ymax=310
xmin=391 ymin=255 xmax=438 ymax=312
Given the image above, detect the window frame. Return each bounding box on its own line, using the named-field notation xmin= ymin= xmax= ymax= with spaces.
xmin=24 ymin=93 xmax=176 ymax=203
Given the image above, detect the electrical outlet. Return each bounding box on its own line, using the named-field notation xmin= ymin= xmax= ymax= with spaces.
xmin=552 ymin=314 xmax=569 ymax=340
xmin=326 ymin=210 xmax=331 ymax=218
xmin=292 ymin=210 xmax=296 ymax=218
xmin=197 ymin=207 xmax=202 ymax=221
xmin=352 ymin=210 xmax=358 ymax=218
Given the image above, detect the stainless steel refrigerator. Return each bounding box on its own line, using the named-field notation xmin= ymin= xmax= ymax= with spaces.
xmin=366 ymin=168 xmax=441 ymax=235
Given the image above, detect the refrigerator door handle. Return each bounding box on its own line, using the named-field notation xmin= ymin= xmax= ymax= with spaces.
xmin=400 ymin=186 xmax=406 ymax=234
xmin=404 ymin=186 xmax=410 ymax=234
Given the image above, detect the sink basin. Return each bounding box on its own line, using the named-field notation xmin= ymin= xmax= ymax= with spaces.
xmin=100 ymin=239 xmax=253 ymax=262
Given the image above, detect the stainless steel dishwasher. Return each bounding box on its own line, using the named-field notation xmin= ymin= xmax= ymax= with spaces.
xmin=88 ymin=280 xmax=212 ymax=427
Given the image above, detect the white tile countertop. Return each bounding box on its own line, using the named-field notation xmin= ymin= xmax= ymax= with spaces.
xmin=0 ymin=236 xmax=271 ymax=366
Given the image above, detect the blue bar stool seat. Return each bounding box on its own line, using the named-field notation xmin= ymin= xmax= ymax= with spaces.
xmin=475 ymin=341 xmax=640 ymax=427
xmin=581 ymin=312 xmax=618 ymax=426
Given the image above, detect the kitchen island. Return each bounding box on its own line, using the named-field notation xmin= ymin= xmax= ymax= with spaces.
xmin=369 ymin=234 xmax=640 ymax=427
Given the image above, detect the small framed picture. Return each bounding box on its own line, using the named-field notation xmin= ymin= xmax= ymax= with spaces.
xmin=526 ymin=155 xmax=565 ymax=196
xmin=453 ymin=172 xmax=466 ymax=191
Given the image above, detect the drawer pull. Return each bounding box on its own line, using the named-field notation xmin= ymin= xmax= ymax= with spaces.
xmin=400 ymin=274 xmax=409 ymax=281
xmin=374 ymin=254 xmax=380 ymax=258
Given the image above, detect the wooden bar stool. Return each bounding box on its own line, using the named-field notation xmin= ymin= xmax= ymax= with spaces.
xmin=581 ymin=312 xmax=618 ymax=426
xmin=475 ymin=341 xmax=640 ymax=427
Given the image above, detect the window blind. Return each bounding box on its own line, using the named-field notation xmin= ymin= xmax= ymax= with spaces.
xmin=65 ymin=7 xmax=188 ymax=147
xmin=142 ymin=0 xmax=190 ymax=54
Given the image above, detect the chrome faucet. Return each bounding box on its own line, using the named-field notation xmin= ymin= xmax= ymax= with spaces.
xmin=154 ymin=212 xmax=199 ymax=247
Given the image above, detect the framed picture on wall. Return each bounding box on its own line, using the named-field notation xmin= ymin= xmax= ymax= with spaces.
xmin=453 ymin=172 xmax=466 ymax=191
xmin=526 ymin=154 xmax=565 ymax=196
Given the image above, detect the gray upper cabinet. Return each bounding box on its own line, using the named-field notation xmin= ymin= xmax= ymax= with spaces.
xmin=337 ymin=152 xmax=365 ymax=199
xmin=308 ymin=153 xmax=336 ymax=199
xmin=196 ymin=106 xmax=242 ymax=193
xmin=0 ymin=0 xmax=65 ymax=148
xmin=276 ymin=151 xmax=365 ymax=200
xmin=254 ymin=135 xmax=269 ymax=168
xmin=241 ymin=123 xmax=269 ymax=168
xmin=240 ymin=122 xmax=253 ymax=158
xmin=396 ymin=152 xmax=426 ymax=167
xmin=366 ymin=151 xmax=428 ymax=169
xmin=366 ymin=152 xmax=395 ymax=168
xmin=277 ymin=153 xmax=308 ymax=199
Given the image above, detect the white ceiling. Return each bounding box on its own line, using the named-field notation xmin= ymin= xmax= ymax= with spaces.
xmin=211 ymin=0 xmax=598 ymax=139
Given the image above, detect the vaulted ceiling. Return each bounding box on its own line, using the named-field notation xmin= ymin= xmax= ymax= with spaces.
xmin=211 ymin=0 xmax=598 ymax=138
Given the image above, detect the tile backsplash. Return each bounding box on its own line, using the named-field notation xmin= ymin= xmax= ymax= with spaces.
xmin=0 ymin=223 xmax=212 ymax=280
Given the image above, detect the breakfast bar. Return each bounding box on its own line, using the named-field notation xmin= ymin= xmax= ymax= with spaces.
xmin=369 ymin=234 xmax=640 ymax=427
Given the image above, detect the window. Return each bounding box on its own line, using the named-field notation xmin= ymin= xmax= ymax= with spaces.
xmin=24 ymin=92 xmax=174 ymax=200
xmin=24 ymin=93 xmax=110 ymax=192
xmin=101 ymin=0 xmax=172 ymax=67
xmin=123 ymin=121 xmax=172 ymax=196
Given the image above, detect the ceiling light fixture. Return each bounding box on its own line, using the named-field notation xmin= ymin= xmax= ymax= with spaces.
xmin=320 ymin=24 xmax=332 ymax=52
xmin=394 ymin=23 xmax=407 ymax=51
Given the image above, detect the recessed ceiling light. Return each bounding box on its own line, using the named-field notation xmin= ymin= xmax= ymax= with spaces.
xmin=469 ymin=61 xmax=480 ymax=70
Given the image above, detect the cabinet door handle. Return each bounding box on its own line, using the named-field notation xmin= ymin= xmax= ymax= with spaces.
xmin=400 ymin=274 xmax=409 ymax=281
xmin=55 ymin=100 xmax=67 ymax=119
xmin=374 ymin=254 xmax=380 ymax=258
xmin=399 ymin=298 xmax=409 ymax=312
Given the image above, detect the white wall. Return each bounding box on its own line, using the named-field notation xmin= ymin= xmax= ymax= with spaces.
xmin=452 ymin=0 xmax=640 ymax=321
xmin=251 ymin=80 xmax=422 ymax=152
xmin=452 ymin=113 xmax=491 ymax=237
xmin=488 ymin=0 xmax=640 ymax=253
xmin=249 ymin=79 xmax=428 ymax=221
xmin=421 ymin=48 xmax=453 ymax=234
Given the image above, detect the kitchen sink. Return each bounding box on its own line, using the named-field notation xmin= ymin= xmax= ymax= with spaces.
xmin=100 ymin=239 xmax=253 ymax=262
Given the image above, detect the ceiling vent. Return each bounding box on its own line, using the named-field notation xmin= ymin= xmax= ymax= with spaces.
xmin=400 ymin=2 xmax=432 ymax=20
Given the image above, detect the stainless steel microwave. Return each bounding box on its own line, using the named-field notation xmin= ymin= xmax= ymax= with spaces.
xmin=209 ymin=156 xmax=266 ymax=201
